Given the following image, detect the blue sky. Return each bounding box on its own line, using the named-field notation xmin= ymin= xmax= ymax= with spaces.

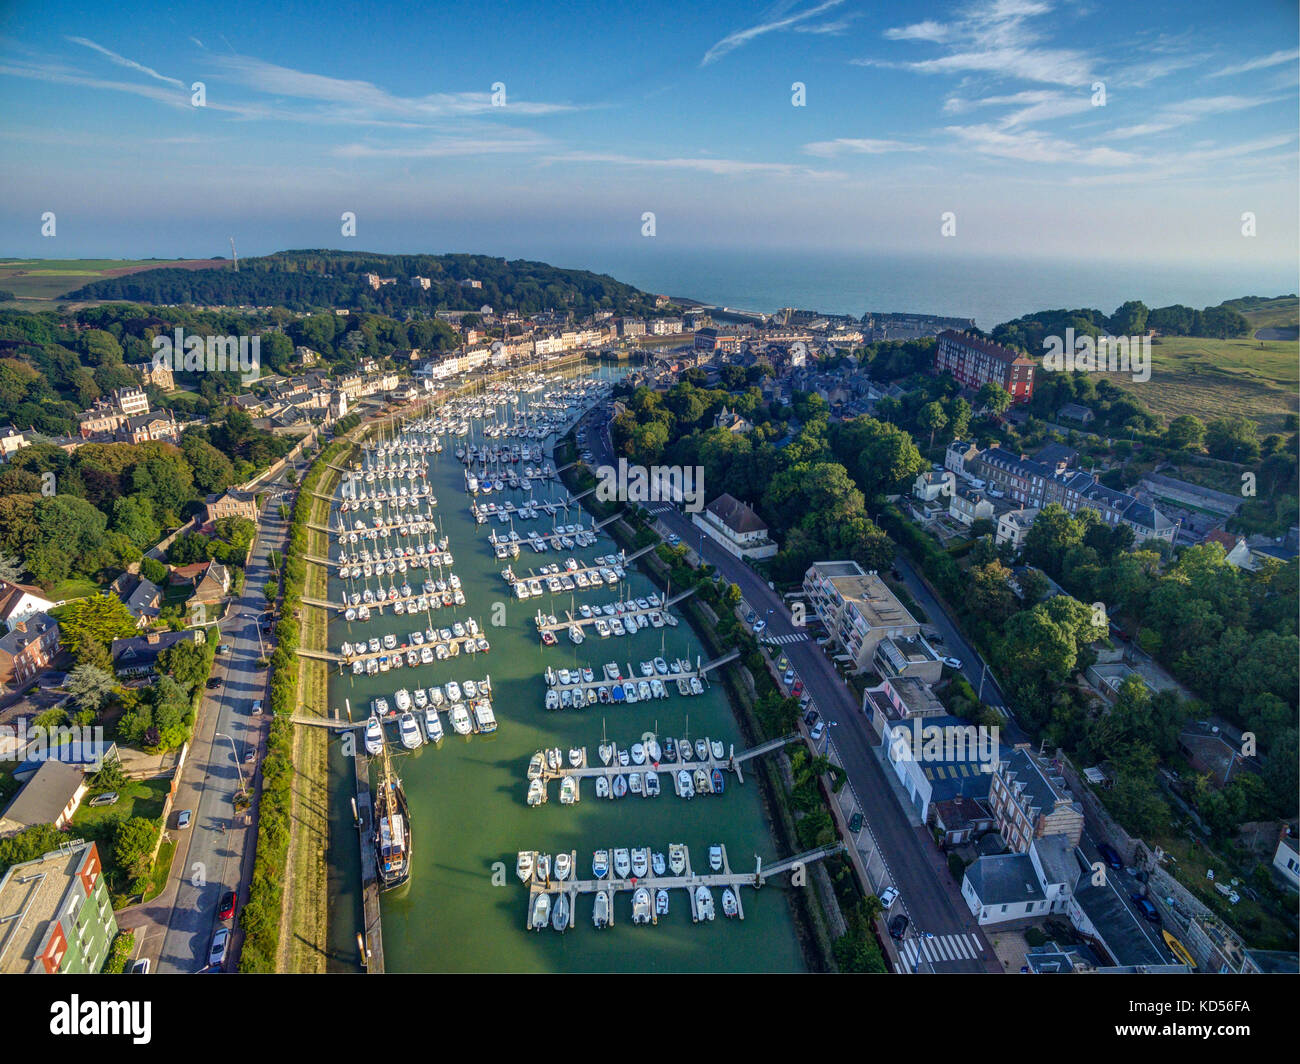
xmin=0 ymin=0 xmax=1296 ymax=268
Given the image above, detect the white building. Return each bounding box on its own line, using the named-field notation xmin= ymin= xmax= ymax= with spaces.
xmin=996 ymin=508 xmax=1039 ymax=550
xmin=691 ymin=494 xmax=778 ymax=561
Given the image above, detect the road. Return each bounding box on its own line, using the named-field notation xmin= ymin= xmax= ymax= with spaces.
xmin=121 ymin=464 xmax=300 ymax=974
xmin=583 ymin=409 xmax=999 ymax=973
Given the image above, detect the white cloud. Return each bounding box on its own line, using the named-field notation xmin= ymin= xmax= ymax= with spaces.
xmin=702 ymin=0 xmax=847 ymax=66
xmin=66 ymin=36 xmax=185 ymax=89
xmin=1209 ymin=48 xmax=1299 ymax=78
xmin=944 ymin=123 xmax=1137 ymax=166
xmin=544 ymin=150 xmax=845 ymax=180
xmin=802 ymin=137 xmax=921 ymax=157
xmin=1108 ymin=94 xmax=1283 ymax=139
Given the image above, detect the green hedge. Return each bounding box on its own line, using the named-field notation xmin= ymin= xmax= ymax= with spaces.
xmin=239 ymin=436 xmax=349 ymax=972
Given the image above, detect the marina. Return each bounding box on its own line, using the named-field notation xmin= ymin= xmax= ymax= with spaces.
xmin=319 ymin=366 xmax=806 ymax=973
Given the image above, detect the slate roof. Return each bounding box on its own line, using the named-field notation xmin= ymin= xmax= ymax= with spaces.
xmin=705 ymin=494 xmax=768 ymax=535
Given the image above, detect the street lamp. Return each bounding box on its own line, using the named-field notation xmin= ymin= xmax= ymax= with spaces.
xmin=215 ymin=732 xmax=245 ymax=792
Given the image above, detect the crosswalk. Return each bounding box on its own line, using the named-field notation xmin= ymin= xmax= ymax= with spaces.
xmin=647 ymin=504 xmax=674 ymax=514
xmin=898 ymin=932 xmax=986 ymax=972
xmin=765 ymin=632 xmax=810 ymax=646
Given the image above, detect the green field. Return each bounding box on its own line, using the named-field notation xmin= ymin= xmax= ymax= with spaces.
xmin=0 ymin=258 xmax=183 ymax=306
xmin=1099 ymin=334 xmax=1299 ymax=435
xmin=1225 ymin=295 xmax=1299 ymax=337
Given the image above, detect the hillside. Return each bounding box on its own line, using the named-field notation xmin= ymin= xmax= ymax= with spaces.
xmin=65 ymin=249 xmax=662 ymax=317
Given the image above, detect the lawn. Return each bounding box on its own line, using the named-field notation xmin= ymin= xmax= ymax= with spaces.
xmin=71 ymin=777 xmax=171 ymax=833
xmin=45 ymin=576 xmax=104 ymax=604
xmin=1097 ymin=334 xmax=1299 ymax=435
xmin=1225 ymin=295 xmax=1299 ymax=337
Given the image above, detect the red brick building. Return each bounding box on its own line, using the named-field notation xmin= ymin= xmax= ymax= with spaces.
xmin=934 ymin=330 xmax=1035 ymax=403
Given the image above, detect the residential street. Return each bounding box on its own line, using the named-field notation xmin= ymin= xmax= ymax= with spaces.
xmin=118 ymin=463 xmax=299 ymax=974
xmin=586 ymin=412 xmax=1000 ymax=972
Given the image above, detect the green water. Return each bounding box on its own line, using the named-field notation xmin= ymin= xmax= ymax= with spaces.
xmin=325 ymin=368 xmax=804 ymax=973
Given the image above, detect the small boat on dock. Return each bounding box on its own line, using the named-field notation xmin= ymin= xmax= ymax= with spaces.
xmin=644 ymin=771 xmax=660 ymax=797
xmin=694 ymin=885 xmax=715 ymax=922
xmin=613 ymin=848 xmax=631 ymax=879
xmin=709 ymin=844 xmax=723 ymax=872
xmin=652 ymin=851 xmax=666 ymax=876
xmin=711 ymin=739 xmax=725 ymax=760
xmin=655 ymin=889 xmax=669 ymax=917
xmin=631 ymin=847 xmax=649 ymax=878
xmin=530 ymin=891 xmax=550 ymax=930
xmin=632 ymin=887 xmax=652 ymax=925
xmin=595 ymin=776 xmax=610 ymax=799
xmin=554 ymin=852 xmax=572 ymax=880
xmin=535 ymin=853 xmax=551 ymax=881
xmin=516 ymin=851 xmax=534 ymax=882
xmin=592 ymin=849 xmax=609 ymax=878
xmin=559 ymin=776 xmax=578 ymax=804
xmin=722 ymin=888 xmax=740 ymax=919
xmin=612 ymin=773 xmax=628 ymax=798
xmin=668 ymin=843 xmax=686 ymax=876
xmin=593 ymin=890 xmax=610 ymax=928
xmin=527 ymin=778 xmax=546 ymax=806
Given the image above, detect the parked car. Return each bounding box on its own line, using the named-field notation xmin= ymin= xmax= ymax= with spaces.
xmin=1097 ymin=842 xmax=1123 ymax=871
xmin=878 ymin=886 xmax=899 ymax=908
xmin=218 ymin=644 xmax=233 ymax=654
xmin=88 ymin=792 xmax=119 ymax=807
xmin=746 ymin=611 xmax=758 ymax=625
xmin=129 ymin=959 xmax=150 ymax=974
xmin=176 ymin=809 xmax=192 ymax=829
xmin=666 ymin=534 xmax=681 ymax=546
xmin=208 ymin=928 xmax=230 ymax=969
xmin=943 ymin=657 xmax=963 ymax=670
xmin=888 ymin=914 xmax=909 ymax=940
xmin=792 ymin=680 xmax=804 ymax=696
xmin=251 ymin=700 xmax=263 ymax=715
xmin=245 ymin=750 xmax=256 ymax=763
xmin=218 ymin=890 xmax=237 ymax=921
xmin=752 ymin=619 xmax=766 ymax=634
xmin=798 ymin=694 xmax=812 ymax=710
xmin=1131 ymin=894 xmax=1161 ymax=923
xmin=783 ymin=669 xmax=796 ymax=684
xmin=847 ymin=812 xmax=863 ymax=833
xmin=803 ymin=708 xmax=819 ymax=726
xmin=810 ymin=721 xmax=825 ymax=741
xmin=205 ymin=677 xmax=223 ymax=689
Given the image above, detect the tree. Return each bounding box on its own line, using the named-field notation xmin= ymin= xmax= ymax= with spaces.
xmin=1164 ymin=415 xmax=1205 ymax=452
xmin=140 ymin=556 xmax=168 ymax=585
xmin=1205 ymin=415 xmax=1260 ymax=463
xmin=67 ymin=663 xmax=116 ymax=715
xmin=157 ymin=639 xmax=208 ymax=690
xmin=61 ymin=595 xmax=139 ymax=666
xmin=0 ymin=551 xmax=22 ymax=583
xmin=112 ymin=816 xmax=159 ymax=893
xmin=976 ymin=382 xmax=1012 ymax=417
xmin=918 ymin=401 xmax=948 ymax=448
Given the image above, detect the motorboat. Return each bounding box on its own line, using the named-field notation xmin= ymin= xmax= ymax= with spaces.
xmin=516 ymin=851 xmax=534 ymax=882
xmin=668 ymin=843 xmax=686 ymax=875
xmin=711 ymin=739 xmax=725 ymax=760
xmin=679 ymin=738 xmax=693 ymax=761
xmin=398 ymin=712 xmax=422 ymax=749
xmin=664 ymin=737 xmax=677 ymax=760
xmin=545 ymin=689 xmax=560 ymax=710
xmin=695 ymin=739 xmax=708 ymax=761
xmin=559 ymin=777 xmax=578 ymax=804
xmin=568 ymin=746 xmax=583 ymax=767
xmin=632 ymin=887 xmax=652 ymax=925
xmin=654 ymin=656 xmax=668 ymax=675
xmin=629 ymin=772 xmax=642 ymax=795
xmin=554 ymin=852 xmax=572 ymax=880
xmin=655 ymin=889 xmax=669 ymax=917
xmin=694 ymin=768 xmax=710 ymax=795
xmin=613 ymin=848 xmax=631 ymax=879
xmin=612 ymin=774 xmax=628 ymax=798
xmin=593 ymin=890 xmax=610 ymax=928
xmin=528 ymin=752 xmax=545 ymax=779
xmin=535 ymin=853 xmax=551 ymax=880
xmin=677 ymin=770 xmax=694 ymax=798
xmin=644 ymin=771 xmax=660 ymax=797
xmin=646 ymin=738 xmax=662 ymax=763
xmin=709 ymin=845 xmax=723 ymax=872
xmin=712 ymin=768 xmax=724 ymax=794
xmin=450 ymin=704 xmax=472 ymax=735
xmin=652 ymin=851 xmax=666 ymax=876
xmin=527 ymin=778 xmax=546 ymax=806
xmin=694 ymin=885 xmax=715 ymax=922
xmin=595 ymin=775 xmax=610 ymax=799
xmin=722 ymin=888 xmax=740 ymax=919
xmin=592 ymin=849 xmax=609 ymax=879
xmin=530 ymin=891 xmax=550 ymax=930
xmin=630 ymin=743 xmax=646 ymax=765
xmin=424 ymin=707 xmax=443 ymax=743
xmin=617 ymin=748 xmax=630 ymax=767
xmin=631 ymin=848 xmax=649 ymax=878
xmin=364 ymin=716 xmax=383 ymax=755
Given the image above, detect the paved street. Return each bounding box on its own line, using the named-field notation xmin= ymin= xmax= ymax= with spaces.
xmin=119 ymin=464 xmax=299 ymax=974
xmin=585 ymin=411 xmax=999 ymax=973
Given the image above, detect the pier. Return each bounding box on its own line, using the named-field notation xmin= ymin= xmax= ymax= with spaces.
xmin=533 ymin=590 xmax=693 ymax=636
xmin=520 ymin=843 xmax=844 ymax=930
xmin=528 ymin=731 xmax=799 ymax=800
xmin=296 ymin=630 xmax=489 ymax=665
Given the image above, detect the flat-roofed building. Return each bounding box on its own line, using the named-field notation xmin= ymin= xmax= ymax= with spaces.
xmin=0 ymin=841 xmax=117 ymax=973
xmin=803 ymin=561 xmax=921 ymax=673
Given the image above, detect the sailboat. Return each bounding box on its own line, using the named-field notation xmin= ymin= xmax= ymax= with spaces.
xmin=373 ymin=743 xmax=412 ymax=892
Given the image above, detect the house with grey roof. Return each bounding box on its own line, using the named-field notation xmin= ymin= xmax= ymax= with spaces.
xmin=0 ymin=759 xmax=87 ymax=836
xmin=692 ymin=493 xmax=778 ymax=560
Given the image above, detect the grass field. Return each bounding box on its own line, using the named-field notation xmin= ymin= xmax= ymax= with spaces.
xmin=0 ymin=257 xmax=226 ymax=308
xmin=1099 ymin=334 xmax=1298 ymax=435
xmin=1226 ymin=295 xmax=1299 ymax=336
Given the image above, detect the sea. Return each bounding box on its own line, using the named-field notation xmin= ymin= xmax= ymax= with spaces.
xmin=532 ymin=246 xmax=1299 ymax=332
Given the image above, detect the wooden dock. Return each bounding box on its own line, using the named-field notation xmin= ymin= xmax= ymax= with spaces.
xmin=533 ymin=598 xmax=684 ymax=636
xmin=503 ymin=556 xmax=628 ymax=594
xmin=297 ymin=630 xmax=488 ymax=664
